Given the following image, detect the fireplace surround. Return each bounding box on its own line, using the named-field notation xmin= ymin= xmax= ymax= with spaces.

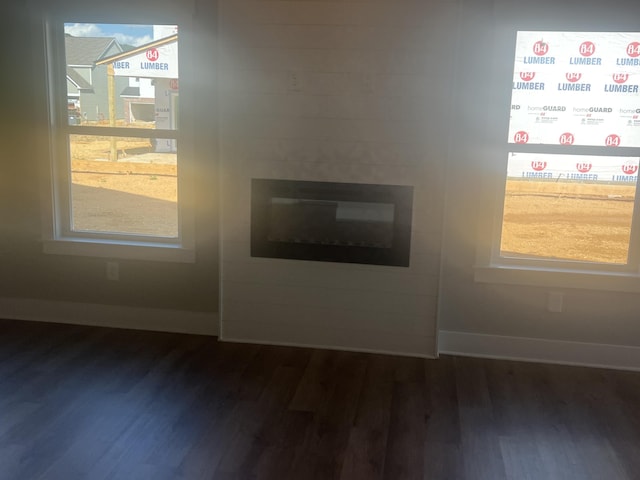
xmin=251 ymin=179 xmax=413 ymax=267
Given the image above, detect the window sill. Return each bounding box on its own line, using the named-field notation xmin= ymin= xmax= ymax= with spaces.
xmin=43 ymin=238 xmax=195 ymax=263
xmin=474 ymin=264 xmax=640 ymax=292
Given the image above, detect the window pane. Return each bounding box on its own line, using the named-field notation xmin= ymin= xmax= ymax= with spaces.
xmin=500 ymin=152 xmax=639 ymax=264
xmin=69 ymin=134 xmax=178 ymax=237
xmin=509 ymin=31 xmax=640 ymax=147
xmin=64 ymin=23 xmax=178 ymax=129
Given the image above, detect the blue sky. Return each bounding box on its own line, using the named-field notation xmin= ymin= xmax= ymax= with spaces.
xmin=64 ymin=23 xmax=154 ymax=47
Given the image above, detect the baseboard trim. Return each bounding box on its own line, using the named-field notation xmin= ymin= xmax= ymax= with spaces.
xmin=220 ymin=318 xmax=435 ymax=358
xmin=221 ymin=336 xmax=435 ymax=359
xmin=0 ymin=297 xmax=219 ymax=336
xmin=438 ymin=330 xmax=640 ymax=372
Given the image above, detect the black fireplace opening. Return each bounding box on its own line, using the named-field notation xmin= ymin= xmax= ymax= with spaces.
xmin=251 ymin=179 xmax=413 ymax=267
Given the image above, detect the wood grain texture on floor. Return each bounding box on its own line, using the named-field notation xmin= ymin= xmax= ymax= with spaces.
xmin=1 ymin=319 xmax=639 ymax=480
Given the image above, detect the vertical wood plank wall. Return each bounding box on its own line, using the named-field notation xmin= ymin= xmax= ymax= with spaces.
xmin=218 ymin=0 xmax=459 ymax=356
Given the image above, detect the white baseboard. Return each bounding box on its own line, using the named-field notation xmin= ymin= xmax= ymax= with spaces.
xmin=0 ymin=297 xmax=219 ymax=336
xmin=221 ymin=336 xmax=436 ymax=359
xmin=438 ymin=330 xmax=640 ymax=372
xmin=221 ymin=319 xmax=436 ymax=358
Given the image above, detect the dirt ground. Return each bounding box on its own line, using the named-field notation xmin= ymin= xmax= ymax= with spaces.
xmin=501 ymin=179 xmax=636 ymax=264
xmin=70 ymin=137 xmax=178 ymax=237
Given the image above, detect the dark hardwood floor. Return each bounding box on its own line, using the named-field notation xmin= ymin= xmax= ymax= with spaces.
xmin=1 ymin=319 xmax=639 ymax=480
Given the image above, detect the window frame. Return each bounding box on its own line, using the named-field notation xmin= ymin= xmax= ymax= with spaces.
xmin=41 ymin=10 xmax=195 ymax=263
xmin=477 ymin=27 xmax=640 ymax=288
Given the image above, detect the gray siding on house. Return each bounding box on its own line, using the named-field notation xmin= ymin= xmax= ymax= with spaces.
xmin=67 ymin=37 xmax=126 ymax=122
xmin=67 ymin=81 xmax=79 ymax=96
xmin=79 ymin=64 xmax=128 ymax=121
xmin=75 ymin=67 xmax=91 ymax=84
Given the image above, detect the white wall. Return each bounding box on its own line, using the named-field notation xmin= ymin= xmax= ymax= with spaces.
xmin=218 ymin=0 xmax=458 ymax=357
xmin=1 ymin=0 xmax=220 ymax=329
xmin=438 ymin=0 xmax=640 ymax=369
xmin=16 ymin=0 xmax=640 ymax=366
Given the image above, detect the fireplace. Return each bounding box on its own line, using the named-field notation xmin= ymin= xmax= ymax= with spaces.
xmin=251 ymin=179 xmax=413 ymax=266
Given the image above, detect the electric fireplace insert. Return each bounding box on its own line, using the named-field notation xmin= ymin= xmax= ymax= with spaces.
xmin=251 ymin=179 xmax=413 ymax=266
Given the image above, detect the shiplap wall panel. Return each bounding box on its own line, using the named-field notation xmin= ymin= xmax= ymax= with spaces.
xmin=219 ymin=0 xmax=457 ymax=356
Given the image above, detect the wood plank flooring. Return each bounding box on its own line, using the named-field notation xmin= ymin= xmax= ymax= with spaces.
xmin=1 ymin=318 xmax=640 ymax=479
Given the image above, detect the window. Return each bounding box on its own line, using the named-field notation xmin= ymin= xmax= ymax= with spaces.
xmin=43 ymin=19 xmax=193 ymax=262
xmin=481 ymin=31 xmax=640 ymax=284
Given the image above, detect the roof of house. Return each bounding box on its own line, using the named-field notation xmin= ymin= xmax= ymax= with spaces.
xmin=120 ymin=86 xmax=141 ymax=97
xmin=65 ymin=35 xmax=118 ymax=66
xmin=66 ymin=67 xmax=93 ymax=90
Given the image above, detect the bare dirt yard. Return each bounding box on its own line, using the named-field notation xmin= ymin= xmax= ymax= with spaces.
xmin=70 ymin=136 xmax=178 ymax=237
xmin=501 ymin=179 xmax=636 ymax=264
